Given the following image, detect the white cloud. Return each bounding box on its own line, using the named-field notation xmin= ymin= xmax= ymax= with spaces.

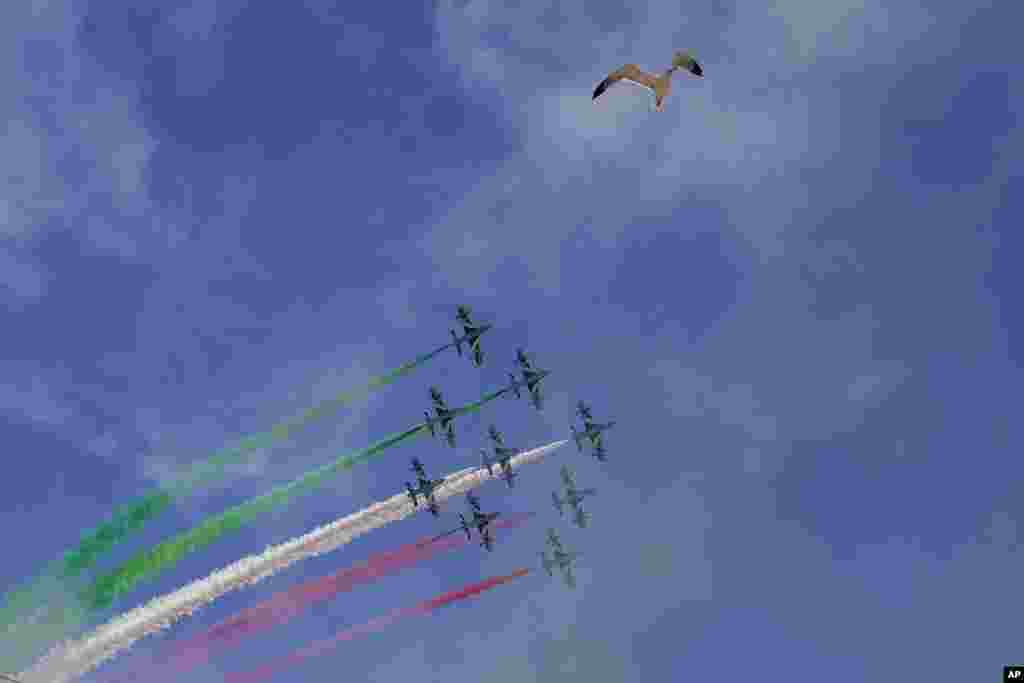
xmin=135 ymin=349 xmax=381 ymax=494
xmin=422 ymin=0 xmax=838 ymax=295
xmin=423 ymin=0 xmax=963 ymax=295
xmin=155 ymin=0 xmax=228 ymax=96
xmin=166 ymin=0 xmax=221 ymax=42
xmin=0 ymin=372 xmax=76 ymax=427
xmin=0 ymin=1 xmax=164 ymax=298
xmin=0 ymin=247 xmax=48 ymax=303
xmin=766 ymin=0 xmax=936 ymax=62
xmin=652 ymin=361 xmax=777 ymax=442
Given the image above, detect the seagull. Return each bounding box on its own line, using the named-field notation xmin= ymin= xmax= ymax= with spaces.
xmin=592 ymin=50 xmax=704 ymax=112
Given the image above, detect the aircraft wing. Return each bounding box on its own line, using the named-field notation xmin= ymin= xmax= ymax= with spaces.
xmin=530 ymin=387 xmax=544 ymax=410
xmin=479 ymin=449 xmax=495 ymax=475
xmin=560 ymin=465 xmax=575 ymax=489
xmin=504 ymin=373 xmax=522 ymax=399
xmin=564 ymin=567 xmax=576 ymax=589
xmin=429 ymin=527 xmax=464 ymax=543
xmin=540 ymin=551 xmax=554 ymax=576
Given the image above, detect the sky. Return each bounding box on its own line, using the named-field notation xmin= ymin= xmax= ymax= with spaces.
xmin=1 ymin=0 xmax=1021 ymax=681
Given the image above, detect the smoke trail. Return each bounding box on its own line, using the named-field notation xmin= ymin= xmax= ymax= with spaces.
xmin=229 ymin=568 xmax=531 ymax=683
xmin=0 ymin=576 xmax=88 ymax=675
xmin=78 ymin=385 xmax=508 ymax=612
xmin=0 ymin=345 xmax=452 ymax=641
xmin=166 ymin=513 xmax=533 ymax=674
xmin=79 ymin=425 xmax=422 ymax=611
xmin=70 ymin=345 xmax=454 ymax=581
xmin=19 ymin=440 xmax=565 ymax=683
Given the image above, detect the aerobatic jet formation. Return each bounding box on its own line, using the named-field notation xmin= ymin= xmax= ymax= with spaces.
xmin=504 ymin=348 xmax=551 ymax=410
xmin=450 ymin=305 xmax=492 ymax=367
xmin=478 ymin=424 xmax=519 ymax=487
xmin=540 ymin=528 xmax=583 ymax=588
xmin=552 ymin=465 xmax=597 ymax=529
xmin=571 ymin=400 xmax=616 ymax=462
xmin=459 ymin=492 xmax=501 ymax=551
xmin=405 ymin=457 xmax=445 ymax=517
xmin=423 ymin=386 xmax=458 ymax=448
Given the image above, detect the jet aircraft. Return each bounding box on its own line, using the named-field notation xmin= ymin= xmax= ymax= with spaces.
xmin=504 ymin=348 xmax=551 ymax=410
xmin=552 ymin=464 xmax=597 ymax=528
xmin=478 ymin=424 xmax=518 ymax=487
xmin=423 ymin=386 xmax=457 ymax=447
xmin=575 ymin=400 xmax=595 ymax=423
xmin=459 ymin=492 xmax=500 ymax=551
xmin=540 ymin=528 xmax=583 ymax=588
xmin=450 ymin=305 xmax=492 ymax=367
xmin=405 ymin=457 xmax=445 ymax=517
xmin=571 ymin=401 xmax=616 ymax=461
xmin=1 ymin=675 xmax=21 ymax=682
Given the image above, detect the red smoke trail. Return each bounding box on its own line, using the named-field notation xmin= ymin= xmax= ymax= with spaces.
xmin=227 ymin=568 xmax=530 ymax=683
xmin=163 ymin=513 xmax=532 ymax=673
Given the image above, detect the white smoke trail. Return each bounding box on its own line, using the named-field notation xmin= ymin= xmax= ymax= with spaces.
xmin=19 ymin=440 xmax=567 ymax=683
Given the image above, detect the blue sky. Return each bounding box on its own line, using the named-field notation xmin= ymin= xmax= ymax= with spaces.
xmin=1 ymin=0 xmax=1021 ymax=681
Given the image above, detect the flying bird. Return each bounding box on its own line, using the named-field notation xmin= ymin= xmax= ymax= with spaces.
xmin=592 ymin=50 xmax=703 ymax=112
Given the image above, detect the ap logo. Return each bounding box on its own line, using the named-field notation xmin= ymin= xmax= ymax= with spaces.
xmin=1005 ymin=665 xmax=1024 ymax=681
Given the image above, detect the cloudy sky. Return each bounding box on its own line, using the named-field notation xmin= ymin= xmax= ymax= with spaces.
xmin=1 ymin=0 xmax=1020 ymax=681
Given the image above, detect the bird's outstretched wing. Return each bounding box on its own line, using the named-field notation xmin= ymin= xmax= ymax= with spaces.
xmin=593 ymin=64 xmax=658 ymax=101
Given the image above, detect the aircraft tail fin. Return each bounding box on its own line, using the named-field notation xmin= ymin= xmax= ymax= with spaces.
xmin=450 ymin=329 xmax=463 ymax=355
xmin=552 ymin=492 xmax=564 ymax=515
xmin=507 ymin=373 xmax=521 ymax=398
xmin=575 ymin=509 xmax=589 ymax=528
xmin=571 ymin=425 xmax=584 ymax=451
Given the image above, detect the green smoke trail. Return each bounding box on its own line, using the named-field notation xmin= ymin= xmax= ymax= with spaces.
xmin=169 ymin=344 xmax=454 ymax=494
xmin=62 ymin=343 xmax=453 ymax=578
xmin=79 ymin=386 xmax=508 ymax=611
xmin=0 ymin=345 xmax=451 ymax=657
xmin=0 ymin=574 xmax=89 ymax=673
